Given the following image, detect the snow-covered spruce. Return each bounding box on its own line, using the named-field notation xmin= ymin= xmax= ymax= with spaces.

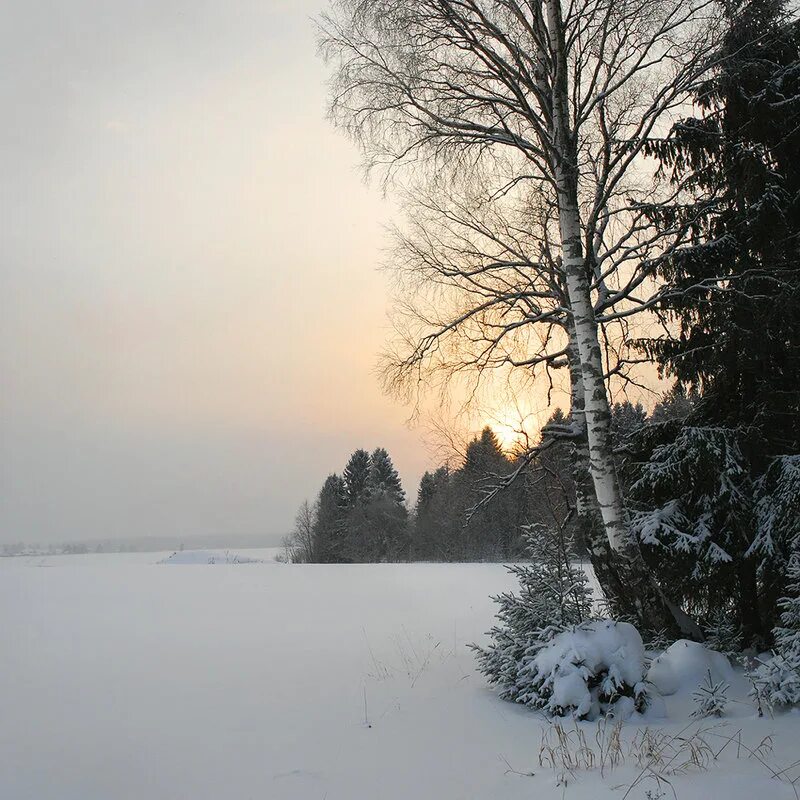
xmin=751 ymin=544 xmax=800 ymax=708
xmin=750 ymin=654 xmax=800 ymax=709
xmin=471 ymin=524 xmax=592 ymax=704
xmin=691 ymin=670 xmax=730 ymax=718
xmin=773 ymin=537 xmax=800 ymax=668
xmin=515 ymin=620 xmax=650 ymax=719
xmin=631 ymin=433 xmax=800 ymax=649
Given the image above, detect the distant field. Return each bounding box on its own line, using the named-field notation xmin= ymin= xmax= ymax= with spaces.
xmin=0 ymin=547 xmax=285 ymax=568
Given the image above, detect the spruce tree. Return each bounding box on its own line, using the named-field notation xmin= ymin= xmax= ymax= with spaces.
xmin=471 ymin=524 xmax=593 ymax=707
xmin=630 ymin=426 xmax=753 ymax=625
xmin=342 ymin=449 xmax=371 ymax=506
xmin=313 ymin=474 xmax=347 ymax=563
xmin=610 ymin=402 xmax=647 ymax=453
xmin=367 ymin=448 xmax=409 ymax=560
xmin=463 ymin=427 xmax=507 ymax=475
xmin=416 ymin=470 xmax=437 ymax=510
xmin=369 ymin=447 xmax=405 ymax=504
xmin=412 ymin=466 xmax=459 ymax=560
xmin=634 ymin=0 xmax=800 ymax=645
xmin=649 ymin=385 xmax=697 ymax=425
xmin=641 ymin=0 xmax=800 ymax=449
xmin=461 ymin=427 xmax=519 ymax=559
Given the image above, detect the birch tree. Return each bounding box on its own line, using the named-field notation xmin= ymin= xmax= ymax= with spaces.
xmin=321 ymin=0 xmax=719 ymax=633
xmin=382 ymin=173 xmax=644 ymax=617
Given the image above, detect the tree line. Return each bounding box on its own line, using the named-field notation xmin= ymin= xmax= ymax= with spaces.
xmin=285 ymin=397 xmax=666 ymax=564
xmin=284 ymin=432 xmax=528 ymax=564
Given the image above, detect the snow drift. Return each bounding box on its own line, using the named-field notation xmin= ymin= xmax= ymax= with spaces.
xmin=647 ymin=639 xmax=734 ymax=696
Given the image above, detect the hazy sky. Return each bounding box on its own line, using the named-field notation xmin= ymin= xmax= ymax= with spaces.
xmin=0 ymin=0 xmax=439 ymax=544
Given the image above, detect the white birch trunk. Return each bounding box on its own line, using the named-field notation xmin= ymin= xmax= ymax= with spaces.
xmin=545 ymin=0 xmax=629 ymax=554
xmin=567 ymin=320 xmax=637 ymax=618
xmin=566 ymin=322 xmax=594 ymax=523
xmin=560 ymin=207 xmax=629 ymax=551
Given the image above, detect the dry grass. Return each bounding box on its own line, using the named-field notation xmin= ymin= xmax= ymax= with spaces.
xmin=363 ymin=627 xmax=448 ymax=685
xmin=533 ymin=718 xmax=800 ymax=799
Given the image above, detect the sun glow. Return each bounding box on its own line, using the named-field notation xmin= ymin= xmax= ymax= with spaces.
xmin=483 ymin=406 xmax=536 ymax=452
xmin=482 ymin=399 xmax=551 ymax=453
xmin=488 ymin=420 xmax=524 ymax=452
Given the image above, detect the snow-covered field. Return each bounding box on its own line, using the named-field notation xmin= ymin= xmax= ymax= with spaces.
xmin=2 ymin=552 xmax=798 ymax=799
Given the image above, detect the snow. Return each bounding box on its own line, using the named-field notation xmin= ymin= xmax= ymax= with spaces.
xmin=158 ymin=549 xmax=264 ymax=565
xmin=647 ymin=639 xmax=736 ymax=696
xmin=533 ymin=620 xmax=645 ymax=689
xmin=2 ymin=553 xmax=799 ymax=799
xmin=523 ymin=620 xmax=646 ymax=719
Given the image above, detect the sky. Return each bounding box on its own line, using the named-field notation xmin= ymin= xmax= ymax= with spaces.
xmin=0 ymin=0 xmax=447 ymax=545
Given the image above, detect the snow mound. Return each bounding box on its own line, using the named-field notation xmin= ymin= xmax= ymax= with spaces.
xmin=158 ymin=550 xmax=262 ymax=565
xmin=647 ymin=639 xmax=734 ymax=696
xmin=520 ymin=619 xmax=647 ymax=719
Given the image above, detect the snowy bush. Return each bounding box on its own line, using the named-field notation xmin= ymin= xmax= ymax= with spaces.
xmin=750 ymin=654 xmax=800 ymax=709
xmin=750 ymin=545 xmax=800 ymax=709
xmin=474 ymin=528 xmax=653 ymax=720
xmin=516 ymin=620 xmax=649 ymax=719
xmin=471 ymin=524 xmax=592 ymax=703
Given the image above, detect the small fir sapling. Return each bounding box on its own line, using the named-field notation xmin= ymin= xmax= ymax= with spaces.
xmin=704 ymin=609 xmax=743 ymax=660
xmin=691 ymin=670 xmax=730 ymax=718
xmin=641 ymin=628 xmax=673 ymax=654
xmin=471 ymin=523 xmax=592 ymax=702
xmin=751 ymin=655 xmax=800 ymax=709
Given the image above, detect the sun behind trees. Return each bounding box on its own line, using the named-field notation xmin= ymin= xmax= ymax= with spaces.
xmin=286 ymin=401 xmax=655 ymax=565
xmin=286 ymin=429 xmax=542 ymax=563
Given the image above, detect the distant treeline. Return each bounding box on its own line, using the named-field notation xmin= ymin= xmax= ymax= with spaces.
xmin=284 ymin=392 xmax=690 ymax=563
